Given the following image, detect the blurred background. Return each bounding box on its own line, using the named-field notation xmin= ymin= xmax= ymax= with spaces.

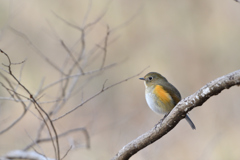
xmin=0 ymin=0 xmax=240 ymax=160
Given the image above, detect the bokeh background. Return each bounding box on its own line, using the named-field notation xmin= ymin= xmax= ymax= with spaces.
xmin=1 ymin=0 xmax=240 ymax=160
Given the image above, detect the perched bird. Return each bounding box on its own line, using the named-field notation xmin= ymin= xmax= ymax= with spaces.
xmin=139 ymin=72 xmax=195 ymax=129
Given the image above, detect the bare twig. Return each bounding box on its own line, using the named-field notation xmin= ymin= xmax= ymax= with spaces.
xmin=39 ymin=63 xmax=116 ymax=95
xmin=14 ymin=58 xmax=27 ymax=91
xmin=24 ymin=129 xmax=47 ymax=158
xmin=32 ymin=102 xmax=59 ymax=160
xmin=9 ymin=27 xmax=66 ymax=75
xmin=24 ymin=127 xmax=89 ymax=151
xmin=0 ymin=49 xmax=60 ymax=160
xmin=61 ymin=146 xmax=72 ymax=160
xmin=60 ymin=39 xmax=84 ymax=74
xmin=97 ymin=25 xmax=110 ymax=69
xmin=0 ymin=72 xmax=29 ymax=135
xmin=52 ymin=1 xmax=108 ymax=32
xmin=81 ymin=0 xmax=92 ymax=27
xmin=52 ymin=6 xmax=107 ymax=61
xmin=112 ymin=69 xmax=240 ymax=160
xmin=53 ymin=66 xmax=149 ymax=121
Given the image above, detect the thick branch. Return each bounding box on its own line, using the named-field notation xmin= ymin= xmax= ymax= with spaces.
xmin=112 ymin=69 xmax=240 ymax=160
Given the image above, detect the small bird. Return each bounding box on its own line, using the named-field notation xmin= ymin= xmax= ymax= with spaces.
xmin=139 ymin=72 xmax=196 ymax=129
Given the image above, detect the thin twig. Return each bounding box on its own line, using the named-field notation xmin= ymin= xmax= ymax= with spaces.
xmin=97 ymin=25 xmax=110 ymax=69
xmin=25 ymin=129 xmax=46 ymax=158
xmin=61 ymin=146 xmax=72 ymax=160
xmin=14 ymin=58 xmax=27 ymax=92
xmin=53 ymin=66 xmax=149 ymax=121
xmin=32 ymin=102 xmax=58 ymax=160
xmin=24 ymin=127 xmax=89 ymax=151
xmin=39 ymin=63 xmax=116 ymax=95
xmin=52 ymin=7 xmax=107 ymax=61
xmin=9 ymin=27 xmax=66 ymax=75
xmin=81 ymin=0 xmax=92 ymax=27
xmin=60 ymin=39 xmax=84 ymax=74
xmin=0 ymin=72 xmax=29 ymax=135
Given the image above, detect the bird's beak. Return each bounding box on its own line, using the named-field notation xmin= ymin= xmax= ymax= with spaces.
xmin=139 ymin=77 xmax=145 ymax=80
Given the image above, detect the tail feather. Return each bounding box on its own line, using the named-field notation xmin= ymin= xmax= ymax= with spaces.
xmin=185 ymin=115 xmax=196 ymax=130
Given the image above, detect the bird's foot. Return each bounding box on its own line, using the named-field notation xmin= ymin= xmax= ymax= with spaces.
xmin=155 ymin=113 xmax=169 ymax=129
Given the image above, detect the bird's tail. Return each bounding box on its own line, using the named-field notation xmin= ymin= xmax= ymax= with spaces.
xmin=185 ymin=115 xmax=196 ymax=130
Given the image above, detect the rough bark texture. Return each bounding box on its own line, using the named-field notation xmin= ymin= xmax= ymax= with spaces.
xmin=112 ymin=70 xmax=240 ymax=160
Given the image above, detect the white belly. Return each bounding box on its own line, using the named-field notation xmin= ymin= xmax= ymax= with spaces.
xmin=145 ymin=91 xmax=174 ymax=115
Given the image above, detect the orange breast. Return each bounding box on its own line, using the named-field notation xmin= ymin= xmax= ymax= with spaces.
xmin=153 ymin=85 xmax=172 ymax=104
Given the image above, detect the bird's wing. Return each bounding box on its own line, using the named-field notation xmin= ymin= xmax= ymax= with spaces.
xmin=162 ymin=82 xmax=181 ymax=105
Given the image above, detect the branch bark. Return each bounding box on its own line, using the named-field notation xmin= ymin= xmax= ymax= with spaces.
xmin=112 ymin=69 xmax=240 ymax=160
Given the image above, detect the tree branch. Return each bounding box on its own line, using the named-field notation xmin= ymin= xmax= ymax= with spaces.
xmin=112 ymin=69 xmax=240 ymax=160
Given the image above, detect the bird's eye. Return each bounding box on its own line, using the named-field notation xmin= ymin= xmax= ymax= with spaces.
xmin=148 ymin=77 xmax=153 ymax=81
